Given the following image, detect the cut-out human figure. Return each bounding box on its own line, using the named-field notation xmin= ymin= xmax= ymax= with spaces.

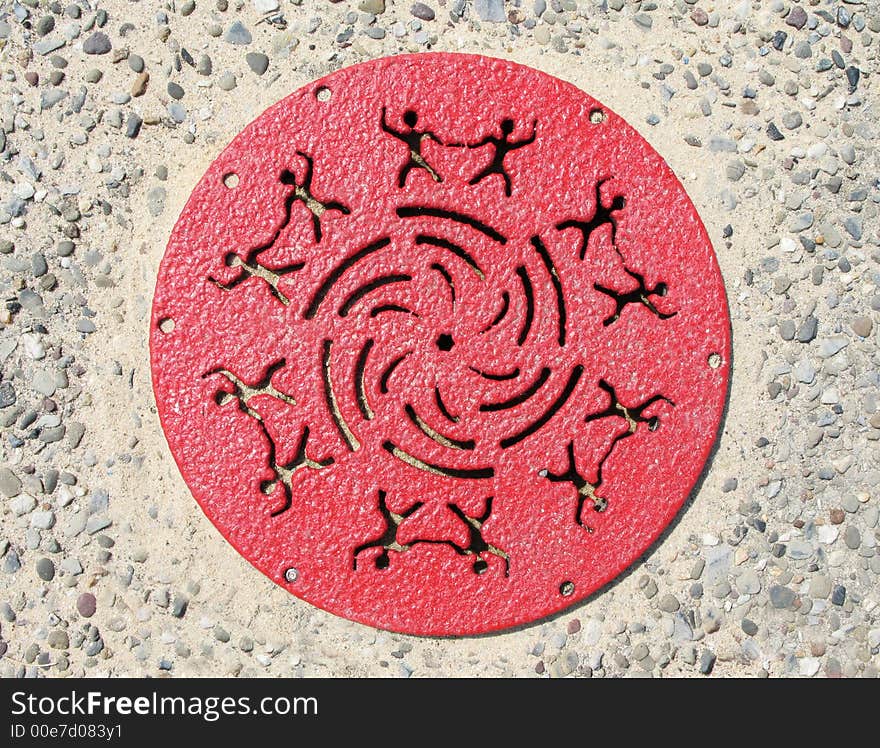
xmin=593 ymin=254 xmax=677 ymax=326
xmin=380 ymin=108 xmax=444 ymax=187
xmin=556 ymin=178 xmax=626 ymax=259
xmin=453 ymin=118 xmax=538 ymax=196
xmin=279 ymin=151 xmax=350 ymax=242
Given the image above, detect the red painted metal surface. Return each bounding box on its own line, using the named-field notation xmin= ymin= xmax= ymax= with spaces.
xmin=150 ymin=53 xmax=731 ymax=636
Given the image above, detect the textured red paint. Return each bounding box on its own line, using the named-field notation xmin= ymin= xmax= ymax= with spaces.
xmin=150 ymin=54 xmax=731 ymax=635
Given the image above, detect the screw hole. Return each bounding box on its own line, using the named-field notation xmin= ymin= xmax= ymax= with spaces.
xmin=284 ymin=567 xmax=299 ymax=583
xmin=223 ymin=172 xmax=239 ymax=189
xmin=559 ymin=580 xmax=575 ymax=597
xmin=708 ymin=352 xmax=722 ymax=369
xmin=315 ymin=86 xmax=331 ymax=102
xmin=158 ymin=317 xmax=175 ymax=334
xmin=589 ymin=109 xmax=606 ymax=124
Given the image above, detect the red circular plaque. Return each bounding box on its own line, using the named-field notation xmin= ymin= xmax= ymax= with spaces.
xmin=151 ymin=54 xmax=730 ymax=635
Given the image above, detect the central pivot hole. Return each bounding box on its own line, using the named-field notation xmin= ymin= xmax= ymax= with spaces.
xmin=436 ymin=333 xmax=454 ymax=352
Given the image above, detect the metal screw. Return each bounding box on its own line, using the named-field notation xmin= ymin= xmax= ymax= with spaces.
xmin=284 ymin=567 xmax=299 ymax=583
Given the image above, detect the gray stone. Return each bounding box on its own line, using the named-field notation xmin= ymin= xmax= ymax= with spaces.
xmin=41 ymin=88 xmax=68 ymax=110
xmin=84 ymin=639 xmax=104 ymax=657
xmin=83 ymin=32 xmax=111 ymax=55
xmin=726 ymin=160 xmax=745 ymax=181
xmin=844 ymin=216 xmax=862 ymax=240
xmin=789 ymin=212 xmax=814 ymax=232
xmin=197 ymin=55 xmax=212 ymax=76
xmin=35 ymin=557 xmax=55 ymax=581
xmin=147 ymin=187 xmax=166 ymax=217
xmin=736 ymin=568 xmax=761 ymax=595
xmin=782 ymin=111 xmax=803 ymax=129
xmin=172 ymin=596 xmax=189 ymax=617
xmin=125 ymin=113 xmax=143 ymax=139
xmin=797 ymin=316 xmax=818 ymax=343
xmin=698 ymin=649 xmax=716 ymax=674
xmin=817 ymin=336 xmax=848 ymax=358
xmin=809 ymin=574 xmax=831 ymax=598
xmin=214 ymin=625 xmax=231 ymax=642
xmin=359 ymin=0 xmax=385 ymax=13
xmin=672 ymin=612 xmax=693 ymax=642
xmin=40 ymin=425 xmax=65 ymax=443
xmin=86 ymin=516 xmax=111 ymax=534
xmin=36 ymin=15 xmax=56 ymax=36
xmin=794 ymin=360 xmax=815 ymax=383
xmin=31 ymin=370 xmax=56 ymax=397
xmin=225 ymin=22 xmax=253 ymax=45
xmin=769 ymin=585 xmax=796 ymax=608
xmin=3 ymin=549 xmax=20 ymax=574
xmin=658 ymin=594 xmax=680 ymax=613
xmin=168 ymin=103 xmax=186 ymax=123
xmin=788 ymin=539 xmax=813 ymax=560
xmin=0 ymin=383 xmax=16 ymax=409
xmin=639 ymin=576 xmax=658 ymax=599
xmin=33 ymin=35 xmax=66 ymax=55
xmin=0 ymin=468 xmax=22 ymax=498
xmin=839 ymin=143 xmax=856 ymax=165
xmin=48 ymin=630 xmax=69 ymax=649
xmin=31 ymin=511 xmax=55 ymax=530
xmin=794 ymin=41 xmax=812 ymax=59
xmin=767 ymin=122 xmax=784 ymax=141
xmin=245 ymin=52 xmax=269 ymax=75
xmin=218 ymin=72 xmax=237 ymax=91
xmin=410 ymin=2 xmax=435 ymax=21
xmin=779 ymin=320 xmax=796 ymax=340
xmin=741 ymin=618 xmax=758 ymax=636
xmin=475 ymin=0 xmax=505 ymax=22
xmin=67 ymin=422 xmax=86 ymax=449
xmin=550 ymin=650 xmax=579 ymax=678
xmin=841 ymin=494 xmax=859 ymax=513
xmin=703 ymin=546 xmax=733 ymax=586
xmin=844 ymin=525 xmax=861 ymax=549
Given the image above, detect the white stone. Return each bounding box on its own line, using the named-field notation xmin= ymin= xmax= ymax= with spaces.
xmin=820 ymin=387 xmax=839 ymax=404
xmin=21 ymin=333 xmax=46 ymax=360
xmin=817 ymin=525 xmax=839 ymax=544
xmin=10 ymin=493 xmax=37 ymax=516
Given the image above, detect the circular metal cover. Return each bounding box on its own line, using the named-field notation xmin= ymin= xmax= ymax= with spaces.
xmin=151 ymin=53 xmax=731 ymax=636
